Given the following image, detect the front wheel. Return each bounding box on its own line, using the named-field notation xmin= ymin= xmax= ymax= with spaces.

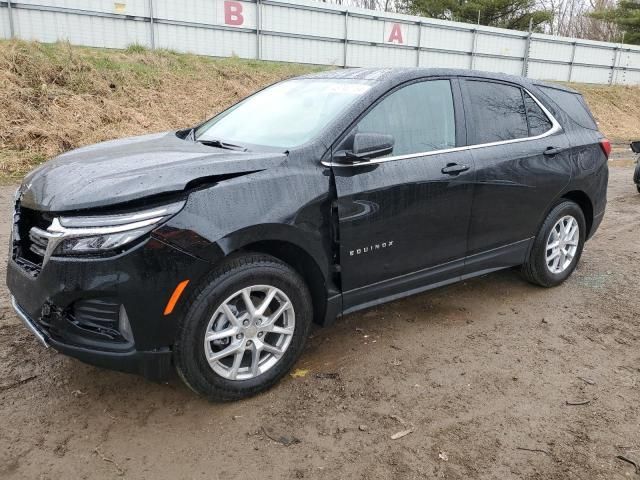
xmin=522 ymin=200 xmax=586 ymax=287
xmin=174 ymin=254 xmax=313 ymax=401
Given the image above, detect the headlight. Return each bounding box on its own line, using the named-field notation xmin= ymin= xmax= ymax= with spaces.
xmin=31 ymin=201 xmax=185 ymax=262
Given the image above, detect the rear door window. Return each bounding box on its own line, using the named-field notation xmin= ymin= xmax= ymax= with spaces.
xmin=464 ymin=81 xmax=529 ymax=145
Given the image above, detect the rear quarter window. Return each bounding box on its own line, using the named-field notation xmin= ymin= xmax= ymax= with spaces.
xmin=537 ymin=86 xmax=598 ymax=130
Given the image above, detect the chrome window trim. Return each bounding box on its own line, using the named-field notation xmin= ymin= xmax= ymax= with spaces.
xmin=322 ymin=87 xmax=561 ymax=167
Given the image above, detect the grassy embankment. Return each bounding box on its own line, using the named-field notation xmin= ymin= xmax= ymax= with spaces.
xmin=1 ymin=40 xmax=638 ymax=181
xmin=0 ymin=40 xmax=322 ymax=181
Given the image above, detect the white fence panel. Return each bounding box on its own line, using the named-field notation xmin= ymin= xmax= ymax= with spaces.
xmin=12 ymin=9 xmax=148 ymax=48
xmin=1 ymin=6 xmax=11 ymax=39
xmin=571 ymin=64 xmax=612 ymax=84
xmin=262 ymin=34 xmax=342 ymax=65
xmin=348 ymin=43 xmax=415 ymax=67
xmin=474 ymin=55 xmax=522 ymax=76
xmin=420 ymin=25 xmax=472 ymax=54
xmin=16 ymin=0 xmax=148 ymax=16
xmin=622 ymin=50 xmax=640 ymax=69
xmin=420 ymin=49 xmax=469 ymax=69
xmin=2 ymin=0 xmax=640 ymax=84
xmin=529 ymin=39 xmax=574 ymax=63
xmin=622 ymin=69 xmax=640 ymax=84
xmin=262 ymin=4 xmax=342 ymax=39
xmin=157 ymin=23 xmax=256 ymax=58
xmin=347 ymin=15 xmax=380 ymax=44
xmin=574 ymin=44 xmax=615 ymax=66
xmin=527 ymin=61 xmax=571 ymax=82
xmin=476 ymin=34 xmax=526 ymax=59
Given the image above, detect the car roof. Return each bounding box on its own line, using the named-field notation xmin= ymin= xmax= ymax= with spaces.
xmin=300 ymin=68 xmax=579 ymax=94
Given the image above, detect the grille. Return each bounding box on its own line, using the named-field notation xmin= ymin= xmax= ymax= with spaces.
xmin=12 ymin=204 xmax=54 ymax=276
xmin=28 ymin=227 xmax=49 ymax=257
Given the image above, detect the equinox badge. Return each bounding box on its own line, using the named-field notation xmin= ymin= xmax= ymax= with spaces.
xmin=350 ymin=241 xmax=394 ymax=256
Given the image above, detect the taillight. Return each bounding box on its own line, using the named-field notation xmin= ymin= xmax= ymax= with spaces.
xmin=600 ymin=138 xmax=612 ymax=158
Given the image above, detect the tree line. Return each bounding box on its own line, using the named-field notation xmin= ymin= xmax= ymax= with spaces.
xmin=325 ymin=0 xmax=638 ymax=44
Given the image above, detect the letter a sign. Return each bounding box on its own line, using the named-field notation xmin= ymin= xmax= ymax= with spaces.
xmin=384 ymin=22 xmax=407 ymax=45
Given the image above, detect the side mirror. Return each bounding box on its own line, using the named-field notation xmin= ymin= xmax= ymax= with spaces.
xmin=336 ymin=132 xmax=394 ymax=163
xmin=630 ymin=141 xmax=640 ymax=153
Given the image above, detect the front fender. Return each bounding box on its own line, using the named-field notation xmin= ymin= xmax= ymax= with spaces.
xmin=216 ymin=223 xmax=332 ymax=280
xmin=153 ymin=161 xmax=334 ymax=281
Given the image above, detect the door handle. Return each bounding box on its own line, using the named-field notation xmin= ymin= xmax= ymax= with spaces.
xmin=543 ymin=146 xmax=566 ymax=156
xmin=441 ymin=163 xmax=470 ymax=175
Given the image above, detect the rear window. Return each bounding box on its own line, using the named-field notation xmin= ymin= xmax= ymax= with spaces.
xmin=537 ymin=86 xmax=598 ymax=130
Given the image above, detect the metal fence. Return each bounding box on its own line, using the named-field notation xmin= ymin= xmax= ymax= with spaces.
xmin=2 ymin=0 xmax=640 ymax=85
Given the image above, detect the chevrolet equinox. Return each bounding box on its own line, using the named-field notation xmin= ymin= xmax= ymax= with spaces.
xmin=7 ymin=68 xmax=609 ymax=400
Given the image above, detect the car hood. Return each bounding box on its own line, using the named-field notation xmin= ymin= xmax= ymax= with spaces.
xmin=18 ymin=131 xmax=287 ymax=212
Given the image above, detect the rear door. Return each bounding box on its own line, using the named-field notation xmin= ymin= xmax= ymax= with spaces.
xmin=460 ymin=79 xmax=572 ymax=273
xmin=332 ymin=78 xmax=476 ymax=309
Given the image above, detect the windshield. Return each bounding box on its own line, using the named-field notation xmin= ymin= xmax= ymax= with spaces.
xmin=195 ymin=79 xmax=372 ymax=149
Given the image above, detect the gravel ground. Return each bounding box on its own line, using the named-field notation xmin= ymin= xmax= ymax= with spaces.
xmin=1 ymin=165 xmax=639 ymax=480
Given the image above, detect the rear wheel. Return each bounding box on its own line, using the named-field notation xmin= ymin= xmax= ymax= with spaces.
xmin=522 ymin=200 xmax=586 ymax=287
xmin=174 ymin=254 xmax=312 ymax=401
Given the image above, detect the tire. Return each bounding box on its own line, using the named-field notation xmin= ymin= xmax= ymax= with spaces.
xmin=174 ymin=253 xmax=313 ymax=401
xmin=522 ymin=200 xmax=586 ymax=288
xmin=636 ymin=184 xmax=640 ymax=194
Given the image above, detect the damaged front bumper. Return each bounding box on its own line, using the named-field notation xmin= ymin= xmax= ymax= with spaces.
xmin=11 ymin=295 xmax=172 ymax=379
xmin=6 ymin=234 xmax=213 ymax=381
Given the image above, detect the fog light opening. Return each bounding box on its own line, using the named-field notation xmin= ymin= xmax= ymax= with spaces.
xmin=119 ymin=305 xmax=135 ymax=344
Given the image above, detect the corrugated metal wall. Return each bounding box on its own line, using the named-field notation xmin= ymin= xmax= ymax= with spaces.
xmin=1 ymin=0 xmax=639 ymax=85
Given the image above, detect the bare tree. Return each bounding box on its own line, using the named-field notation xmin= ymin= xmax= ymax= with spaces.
xmin=539 ymin=0 xmax=621 ymax=41
xmin=321 ymin=0 xmax=399 ymax=12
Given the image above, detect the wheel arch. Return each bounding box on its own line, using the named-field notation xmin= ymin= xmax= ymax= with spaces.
xmin=561 ymin=190 xmax=594 ymax=237
xmin=237 ymin=240 xmax=329 ymax=326
xmin=214 ymin=224 xmax=338 ymax=327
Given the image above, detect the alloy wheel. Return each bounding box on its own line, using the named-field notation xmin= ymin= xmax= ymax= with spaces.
xmin=204 ymin=285 xmax=295 ymax=381
xmin=545 ymin=215 xmax=579 ymax=274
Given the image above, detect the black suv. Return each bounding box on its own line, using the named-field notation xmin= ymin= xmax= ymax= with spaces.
xmin=7 ymin=68 xmax=609 ymax=400
xmin=632 ymin=141 xmax=640 ymax=192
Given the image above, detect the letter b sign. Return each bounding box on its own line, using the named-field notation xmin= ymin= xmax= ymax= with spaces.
xmin=224 ymin=0 xmax=244 ymax=25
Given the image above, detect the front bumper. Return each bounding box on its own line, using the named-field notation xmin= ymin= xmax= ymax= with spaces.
xmin=6 ymin=236 xmax=213 ymax=381
xmin=11 ymin=296 xmax=172 ymax=379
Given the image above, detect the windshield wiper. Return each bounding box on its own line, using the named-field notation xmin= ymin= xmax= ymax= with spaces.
xmin=197 ymin=139 xmax=248 ymax=152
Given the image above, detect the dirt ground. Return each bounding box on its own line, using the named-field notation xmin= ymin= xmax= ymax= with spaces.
xmin=1 ymin=164 xmax=639 ymax=480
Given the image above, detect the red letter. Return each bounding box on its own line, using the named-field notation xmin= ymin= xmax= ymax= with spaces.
xmin=388 ymin=23 xmax=403 ymax=44
xmin=224 ymin=1 xmax=244 ymax=26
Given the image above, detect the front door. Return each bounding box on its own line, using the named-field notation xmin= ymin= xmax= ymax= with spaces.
xmin=332 ymin=78 xmax=476 ymax=310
